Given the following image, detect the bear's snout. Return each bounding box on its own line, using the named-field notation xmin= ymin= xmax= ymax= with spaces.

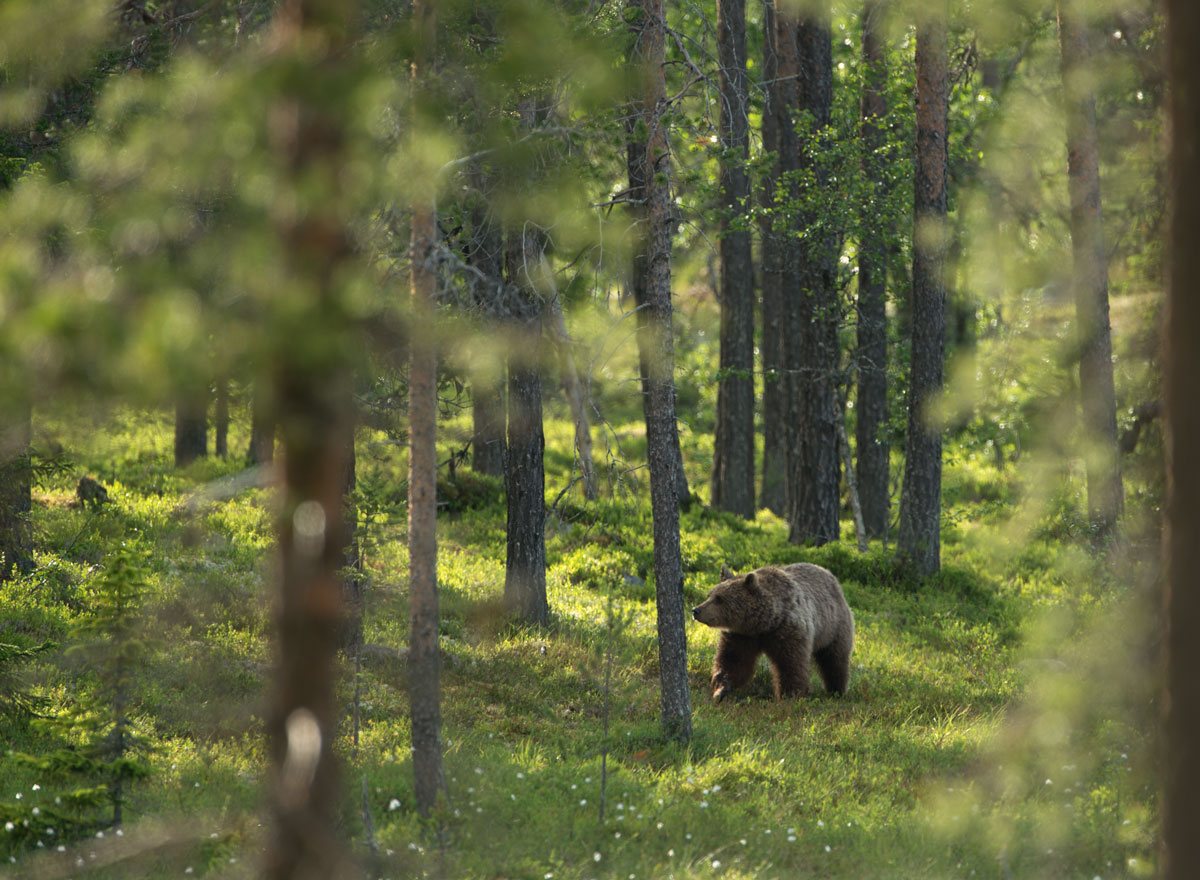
xmin=691 ymin=606 xmax=700 ymax=620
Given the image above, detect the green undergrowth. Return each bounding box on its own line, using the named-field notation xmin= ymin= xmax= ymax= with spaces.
xmin=0 ymin=399 xmax=1158 ymax=879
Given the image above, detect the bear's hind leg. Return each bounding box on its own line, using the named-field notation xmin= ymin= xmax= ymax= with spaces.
xmin=813 ymin=636 xmax=851 ymax=696
xmin=764 ymin=634 xmax=811 ymax=699
xmin=713 ymin=632 xmax=761 ymax=702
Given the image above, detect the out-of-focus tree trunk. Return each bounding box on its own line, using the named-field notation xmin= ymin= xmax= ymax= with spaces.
xmin=856 ymin=0 xmax=890 ymax=540
xmin=0 ymin=400 xmax=33 ymax=581
xmin=263 ymin=0 xmax=358 ymax=874
xmin=408 ymin=0 xmax=446 ymax=820
xmin=1164 ymin=3 xmax=1200 ymax=877
xmin=1057 ymin=0 xmax=1123 ymax=540
xmin=214 ymin=377 xmax=229 ymax=459
xmin=626 ymin=0 xmax=692 ymax=742
xmin=711 ymin=0 xmax=755 ymax=519
xmin=174 ymin=393 xmax=207 ymax=467
xmin=897 ymin=5 xmax=948 ymax=578
xmin=467 ymin=179 xmax=508 ymax=480
xmin=248 ymin=379 xmax=276 ymax=466
xmin=546 ymin=292 xmax=598 ymax=501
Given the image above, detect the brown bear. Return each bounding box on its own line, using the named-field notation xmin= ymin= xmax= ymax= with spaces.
xmin=692 ymin=563 xmax=854 ymax=702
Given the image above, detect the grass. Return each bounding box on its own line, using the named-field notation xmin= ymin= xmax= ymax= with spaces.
xmin=0 ymin=321 xmax=1161 ymax=879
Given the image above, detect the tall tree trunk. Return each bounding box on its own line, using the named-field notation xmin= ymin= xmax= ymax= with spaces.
xmin=263 ymin=0 xmax=358 ymax=874
xmin=0 ymin=400 xmax=33 ymax=581
xmin=711 ymin=0 xmax=755 ymax=519
xmin=504 ymin=225 xmax=549 ymax=626
xmin=408 ymin=0 xmax=445 ymax=819
xmin=759 ymin=0 xmax=786 ymax=516
xmin=472 ymin=380 xmax=507 ymax=478
xmin=626 ymin=0 xmax=692 ymax=742
xmin=174 ymin=393 xmax=207 ymax=468
xmin=897 ymin=7 xmax=948 ymax=577
xmin=856 ymin=0 xmax=890 ymax=540
xmin=782 ymin=5 xmax=839 ymax=546
xmin=1057 ymin=0 xmax=1123 ymax=540
xmin=1164 ymin=4 xmax=1200 ymax=876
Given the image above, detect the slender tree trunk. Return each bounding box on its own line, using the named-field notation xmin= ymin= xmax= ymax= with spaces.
xmin=711 ymin=0 xmax=755 ymax=519
xmin=897 ymin=7 xmax=948 ymax=577
xmin=1164 ymin=4 xmax=1200 ymax=877
xmin=626 ymin=0 xmax=692 ymax=742
xmin=1057 ymin=0 xmax=1123 ymax=540
xmin=263 ymin=2 xmax=358 ymax=874
xmin=409 ymin=0 xmax=445 ymax=819
xmin=472 ymin=381 xmax=507 ymax=478
xmin=504 ymin=225 xmax=549 ymax=626
xmin=0 ymin=400 xmax=33 ymax=581
xmin=174 ymin=393 xmax=207 ymax=468
xmin=856 ymin=0 xmax=890 ymax=540
xmin=759 ymin=0 xmax=786 ymax=516
xmin=214 ymin=377 xmax=230 ymax=459
xmin=784 ymin=6 xmax=839 ymax=546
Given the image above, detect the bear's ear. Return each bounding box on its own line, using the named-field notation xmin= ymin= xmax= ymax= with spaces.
xmin=720 ymin=564 xmax=735 ymax=581
xmin=742 ymin=571 xmax=758 ymax=591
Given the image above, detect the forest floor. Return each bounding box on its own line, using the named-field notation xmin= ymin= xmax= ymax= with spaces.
xmin=0 ymin=351 xmax=1161 ymax=878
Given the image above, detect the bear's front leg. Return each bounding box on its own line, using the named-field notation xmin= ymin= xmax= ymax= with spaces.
xmin=712 ymin=632 xmax=761 ymax=702
xmin=763 ymin=631 xmax=812 ymax=699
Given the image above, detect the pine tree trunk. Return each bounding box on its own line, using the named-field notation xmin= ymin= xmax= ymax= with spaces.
xmin=1164 ymin=4 xmax=1200 ymax=876
xmin=408 ymin=0 xmax=445 ymax=819
xmin=897 ymin=8 xmax=948 ymax=577
xmin=759 ymin=0 xmax=786 ymax=516
xmin=504 ymin=227 xmax=549 ymax=626
xmin=472 ymin=380 xmax=507 ymax=478
xmin=782 ymin=6 xmax=840 ymax=546
xmin=626 ymin=0 xmax=692 ymax=742
xmin=1057 ymin=0 xmax=1123 ymax=540
xmin=174 ymin=394 xmax=207 ymax=468
xmin=711 ymin=0 xmax=755 ymax=519
xmin=856 ymin=0 xmax=890 ymax=540
xmin=0 ymin=400 xmax=33 ymax=581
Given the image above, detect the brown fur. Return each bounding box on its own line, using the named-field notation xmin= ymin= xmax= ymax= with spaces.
xmin=692 ymin=563 xmax=854 ymax=702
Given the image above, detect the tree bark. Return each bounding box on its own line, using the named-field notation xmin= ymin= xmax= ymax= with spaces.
xmin=174 ymin=393 xmax=207 ymax=467
xmin=504 ymin=226 xmax=549 ymax=627
xmin=758 ymin=0 xmax=786 ymax=516
xmin=1057 ymin=0 xmax=1124 ymax=540
xmin=263 ymin=1 xmax=358 ymax=875
xmin=408 ymin=0 xmax=446 ymax=819
xmin=0 ymin=400 xmax=33 ymax=581
xmin=339 ymin=420 xmax=364 ymax=652
xmin=711 ymin=0 xmax=755 ymax=519
xmin=1164 ymin=4 xmax=1200 ymax=877
xmin=626 ymin=0 xmax=692 ymax=742
xmin=782 ymin=5 xmax=840 ymax=546
xmin=856 ymin=0 xmax=890 ymax=540
xmin=897 ymin=7 xmax=948 ymax=577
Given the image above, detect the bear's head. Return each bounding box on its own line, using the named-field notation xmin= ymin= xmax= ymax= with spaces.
xmin=692 ymin=566 xmax=780 ymax=635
